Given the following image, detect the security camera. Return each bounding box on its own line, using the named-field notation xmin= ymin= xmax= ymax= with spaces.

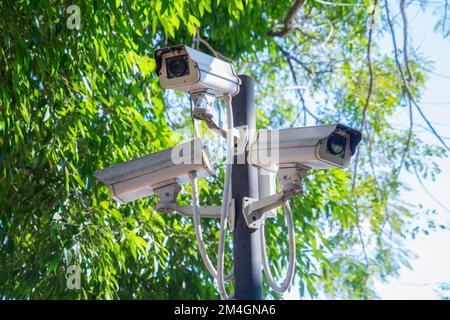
xmin=93 ymin=138 xmax=213 ymax=204
xmin=244 ymin=124 xmax=361 ymax=229
xmin=249 ymin=124 xmax=362 ymax=171
xmin=154 ymin=44 xmax=241 ymax=97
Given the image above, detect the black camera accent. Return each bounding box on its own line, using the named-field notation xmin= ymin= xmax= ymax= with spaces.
xmin=327 ymin=133 xmax=346 ymax=157
xmin=166 ymin=54 xmax=190 ymax=79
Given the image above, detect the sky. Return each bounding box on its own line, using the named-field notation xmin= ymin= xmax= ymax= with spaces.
xmin=285 ymin=3 xmax=450 ymax=300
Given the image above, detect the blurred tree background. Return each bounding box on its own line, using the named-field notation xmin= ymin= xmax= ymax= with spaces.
xmin=0 ymin=0 xmax=448 ymax=299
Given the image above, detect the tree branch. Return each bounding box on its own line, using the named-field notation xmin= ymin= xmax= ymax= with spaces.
xmin=286 ymin=57 xmax=318 ymax=125
xmin=360 ymin=0 xmax=378 ymax=133
xmin=351 ymin=0 xmax=378 ymax=192
xmin=277 ymin=45 xmax=322 ymax=124
xmin=268 ymin=0 xmax=307 ymax=37
xmin=350 ymin=0 xmax=379 ymax=267
xmin=400 ymin=0 xmax=415 ymax=84
xmin=385 ymin=1 xmax=413 ymax=176
xmin=393 ymin=0 xmax=450 ymax=152
xmin=276 ymin=43 xmax=313 ymax=74
xmin=198 ymin=37 xmax=234 ymax=63
xmin=412 ymin=162 xmax=450 ymax=214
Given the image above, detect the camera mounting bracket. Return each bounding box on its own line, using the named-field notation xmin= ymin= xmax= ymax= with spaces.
xmin=190 ymin=93 xmax=247 ymax=153
xmin=155 ymin=182 xmax=235 ymax=230
xmin=242 ymin=166 xmax=308 ymax=229
xmin=153 ymin=180 xmax=181 ymax=205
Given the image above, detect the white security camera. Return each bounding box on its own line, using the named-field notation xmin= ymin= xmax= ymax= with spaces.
xmin=244 ymin=124 xmax=361 ymax=229
xmin=94 ymin=139 xmax=213 ymax=204
xmin=154 ymin=45 xmax=241 ymax=97
xmin=249 ymin=124 xmax=362 ymax=171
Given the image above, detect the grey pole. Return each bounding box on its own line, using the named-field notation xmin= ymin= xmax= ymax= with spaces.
xmin=232 ymin=75 xmax=263 ymax=300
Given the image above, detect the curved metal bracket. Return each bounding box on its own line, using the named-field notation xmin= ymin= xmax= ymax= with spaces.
xmin=154 ymin=182 xmax=235 ymax=229
xmin=242 ymin=166 xmax=308 ymax=229
xmin=157 ymin=201 xmax=235 ymax=230
xmin=190 ymin=93 xmax=247 ymax=152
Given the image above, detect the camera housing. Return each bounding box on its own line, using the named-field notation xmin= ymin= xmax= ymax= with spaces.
xmin=248 ymin=124 xmax=362 ymax=170
xmin=94 ymin=139 xmax=213 ymax=204
xmin=154 ymin=45 xmax=241 ymax=97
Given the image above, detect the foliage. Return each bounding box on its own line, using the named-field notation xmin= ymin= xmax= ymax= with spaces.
xmin=0 ymin=0 xmax=447 ymax=299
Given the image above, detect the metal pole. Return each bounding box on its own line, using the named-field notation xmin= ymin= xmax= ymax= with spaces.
xmin=232 ymin=75 xmax=263 ymax=300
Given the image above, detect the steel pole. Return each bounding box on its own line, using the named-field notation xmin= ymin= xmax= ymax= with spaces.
xmin=232 ymin=75 xmax=263 ymax=300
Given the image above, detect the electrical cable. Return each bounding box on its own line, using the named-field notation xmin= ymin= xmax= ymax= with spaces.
xmin=216 ymin=94 xmax=235 ymax=300
xmin=260 ymin=200 xmax=296 ymax=293
xmin=190 ymin=97 xmax=201 ymax=138
xmin=188 ymin=94 xmax=234 ymax=289
xmin=189 ymin=174 xmax=220 ymax=279
xmin=189 ymin=167 xmax=234 ymax=283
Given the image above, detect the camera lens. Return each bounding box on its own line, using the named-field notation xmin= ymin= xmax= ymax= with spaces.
xmin=327 ymin=134 xmax=346 ymax=156
xmin=168 ymin=58 xmax=187 ymax=76
xmin=166 ymin=55 xmax=189 ymax=78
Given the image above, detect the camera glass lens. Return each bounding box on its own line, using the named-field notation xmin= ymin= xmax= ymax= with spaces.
xmin=327 ymin=133 xmax=346 ymax=156
xmin=166 ymin=55 xmax=190 ymax=79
